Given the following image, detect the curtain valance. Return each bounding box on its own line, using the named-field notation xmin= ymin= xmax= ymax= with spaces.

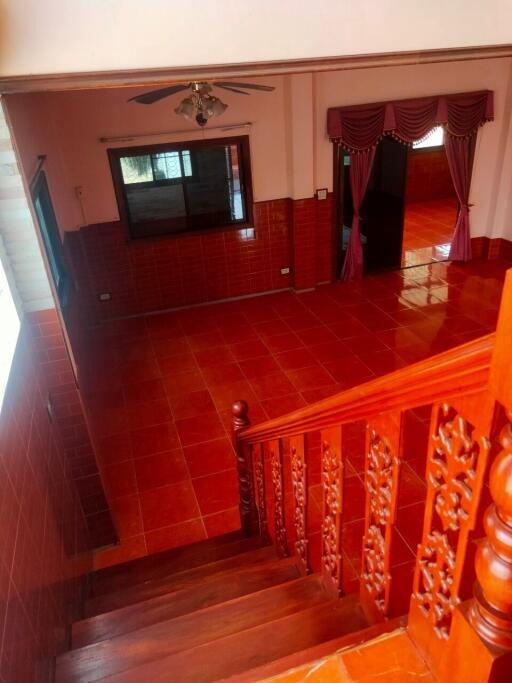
xmin=327 ymin=90 xmax=493 ymax=152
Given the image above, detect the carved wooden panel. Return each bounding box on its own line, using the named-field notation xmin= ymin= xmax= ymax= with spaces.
xmin=361 ymin=418 xmax=401 ymax=620
xmin=412 ymin=402 xmax=490 ymax=640
xmin=290 ymin=434 xmax=308 ymax=574
xmin=254 ymin=443 xmax=268 ymax=539
xmin=320 ymin=426 xmax=342 ymax=596
xmin=269 ymin=439 xmax=288 ymax=557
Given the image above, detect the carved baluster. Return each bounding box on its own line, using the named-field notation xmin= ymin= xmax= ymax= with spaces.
xmin=254 ymin=443 xmax=269 ymax=540
xmin=269 ymin=438 xmax=288 ymax=557
xmin=290 ymin=434 xmax=308 ymax=574
xmin=360 ymin=413 xmax=402 ymax=621
xmin=469 ymin=411 xmax=512 ymax=648
xmin=232 ymin=401 xmax=258 ymax=536
xmin=320 ymin=426 xmax=343 ymax=597
xmin=411 ymin=402 xmax=490 ymax=640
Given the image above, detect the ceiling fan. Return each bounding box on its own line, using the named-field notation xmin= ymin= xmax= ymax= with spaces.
xmin=128 ymin=80 xmax=275 ymax=127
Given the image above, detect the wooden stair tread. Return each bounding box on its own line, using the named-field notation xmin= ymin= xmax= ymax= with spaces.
xmin=56 ymin=575 xmax=332 ymax=683
xmin=73 ymin=556 xmax=301 ymax=648
xmin=85 ymin=544 xmax=277 ymax=617
xmin=94 ymin=595 xmax=368 ymax=683
xmin=221 ymin=616 xmax=407 ymax=682
xmin=90 ymin=532 xmax=265 ymax=596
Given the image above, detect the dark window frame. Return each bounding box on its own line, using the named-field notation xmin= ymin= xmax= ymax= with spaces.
xmin=31 ymin=170 xmax=70 ymax=308
xmin=108 ymin=135 xmax=254 ymax=241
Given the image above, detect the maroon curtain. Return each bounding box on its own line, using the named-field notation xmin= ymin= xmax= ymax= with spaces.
xmin=342 ymin=148 xmax=376 ymax=281
xmin=445 ymin=134 xmax=473 ymax=261
xmin=327 ymin=90 xmax=493 ymax=151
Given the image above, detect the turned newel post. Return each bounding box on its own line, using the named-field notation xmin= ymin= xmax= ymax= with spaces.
xmin=232 ymin=400 xmax=259 ymax=537
xmin=469 ymin=413 xmax=512 ymax=649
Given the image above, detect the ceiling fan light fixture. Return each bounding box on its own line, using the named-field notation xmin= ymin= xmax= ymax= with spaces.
xmin=174 ymin=97 xmax=195 ymax=120
xmin=206 ymin=96 xmax=228 ymax=118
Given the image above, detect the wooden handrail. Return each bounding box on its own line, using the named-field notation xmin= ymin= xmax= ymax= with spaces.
xmin=238 ymin=333 xmax=494 ymax=444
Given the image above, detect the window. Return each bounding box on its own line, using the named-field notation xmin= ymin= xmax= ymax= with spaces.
xmin=412 ymin=126 xmax=444 ymax=149
xmin=109 ymin=136 xmax=253 ymax=239
xmin=32 ymin=172 xmax=70 ymax=307
xmin=0 ymin=239 xmax=20 ymax=412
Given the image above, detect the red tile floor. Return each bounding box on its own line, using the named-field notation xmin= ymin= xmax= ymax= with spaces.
xmin=402 ymin=197 xmax=457 ymax=267
xmin=78 ymin=256 xmax=510 ymax=578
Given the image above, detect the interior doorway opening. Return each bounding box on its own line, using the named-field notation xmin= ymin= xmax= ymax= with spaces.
xmin=334 ymin=126 xmax=472 ymax=277
xmin=402 ymin=127 xmax=458 ymax=268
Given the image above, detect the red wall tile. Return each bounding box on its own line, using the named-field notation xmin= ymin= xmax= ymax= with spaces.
xmin=66 ymin=196 xmax=337 ymax=323
xmin=0 ymin=320 xmax=92 ymax=680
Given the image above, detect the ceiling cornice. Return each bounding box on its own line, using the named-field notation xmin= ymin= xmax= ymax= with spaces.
xmin=1 ymin=44 xmax=511 ymax=95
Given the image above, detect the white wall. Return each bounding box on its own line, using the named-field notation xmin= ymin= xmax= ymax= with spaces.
xmin=5 ymin=59 xmax=512 ymax=242
xmin=314 ymin=58 xmax=512 ymax=239
xmin=1 ymin=1 xmax=512 ymax=77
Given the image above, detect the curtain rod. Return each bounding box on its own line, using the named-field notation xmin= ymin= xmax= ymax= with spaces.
xmin=99 ymin=122 xmax=253 ymax=144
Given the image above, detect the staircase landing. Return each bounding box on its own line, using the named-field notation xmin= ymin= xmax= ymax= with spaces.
xmin=262 ymin=628 xmax=434 ymax=683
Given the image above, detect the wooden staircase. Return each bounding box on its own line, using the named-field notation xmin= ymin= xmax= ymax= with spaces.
xmin=56 ymin=532 xmax=369 ymax=682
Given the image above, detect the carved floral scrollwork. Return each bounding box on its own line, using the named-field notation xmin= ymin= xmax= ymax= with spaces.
xmin=361 ymin=428 xmax=400 ymax=616
xmin=362 ymin=524 xmax=387 ymax=613
xmin=321 ymin=434 xmax=342 ymax=591
xmin=254 ymin=447 xmax=268 ymax=538
xmin=414 ymin=403 xmax=490 ymax=639
xmin=290 ymin=443 xmax=308 ymax=571
xmin=270 ymin=442 xmax=288 ymax=557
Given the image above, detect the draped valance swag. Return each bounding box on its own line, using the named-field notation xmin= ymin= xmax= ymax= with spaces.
xmin=327 ymin=90 xmax=493 ymax=152
xmin=328 ymin=90 xmax=493 ymax=280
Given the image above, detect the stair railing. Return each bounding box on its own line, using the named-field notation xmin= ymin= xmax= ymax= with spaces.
xmin=232 ymin=268 xmax=512 ymax=683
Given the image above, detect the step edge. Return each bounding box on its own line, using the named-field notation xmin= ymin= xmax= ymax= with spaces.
xmin=72 ymin=557 xmax=301 ymax=647
xmin=73 ymin=601 xmax=343 ymax=683
xmin=85 ymin=544 xmax=278 ymax=616
xmin=62 ymin=573 xmax=325 ymax=665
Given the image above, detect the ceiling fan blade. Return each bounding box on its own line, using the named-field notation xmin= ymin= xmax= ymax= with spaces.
xmin=128 ymin=84 xmax=190 ymax=104
xmin=213 ymin=81 xmax=275 ymax=92
xmin=214 ymin=84 xmax=250 ymax=95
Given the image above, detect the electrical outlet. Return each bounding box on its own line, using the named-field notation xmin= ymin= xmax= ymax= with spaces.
xmin=280 ymin=267 xmax=290 ymax=275
xmin=316 ymin=188 xmax=328 ymax=200
xmin=98 ymin=292 xmax=111 ymax=301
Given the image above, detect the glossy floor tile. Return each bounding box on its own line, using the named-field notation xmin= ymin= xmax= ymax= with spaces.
xmin=78 ymin=257 xmax=511 ymax=568
xmin=402 ymin=198 xmax=457 ymax=267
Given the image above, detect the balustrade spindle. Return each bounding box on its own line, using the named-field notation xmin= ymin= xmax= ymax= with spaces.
xmin=253 ymin=443 xmax=269 ymax=540
xmin=289 ymin=434 xmax=308 ymax=574
xmin=411 ymin=401 xmax=490 ymax=640
xmin=232 ymin=401 xmax=258 ymax=536
xmin=320 ymin=427 xmax=343 ymax=597
xmin=469 ymin=411 xmax=512 ymax=648
xmin=360 ymin=413 xmax=402 ymax=621
xmin=268 ymin=439 xmax=288 ymax=557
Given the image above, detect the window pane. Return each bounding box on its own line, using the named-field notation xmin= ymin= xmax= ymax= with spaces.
xmin=120 ymin=155 xmax=153 ymax=183
xmin=413 ymin=126 xmax=444 ymax=149
xmin=0 ymin=240 xmax=21 ymax=413
xmin=125 ymin=184 xmax=187 ymax=223
xmin=153 ymin=152 xmax=183 ymax=180
xmin=117 ymin=139 xmax=249 ymax=237
xmin=182 ymin=151 xmax=192 ymax=177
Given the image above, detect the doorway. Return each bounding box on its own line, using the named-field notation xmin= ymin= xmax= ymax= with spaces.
xmin=401 ymin=127 xmax=458 ymax=267
xmin=335 ymin=137 xmax=408 ymax=277
xmin=334 ymin=129 xmax=471 ymax=277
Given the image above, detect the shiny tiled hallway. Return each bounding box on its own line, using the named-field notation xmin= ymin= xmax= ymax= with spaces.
xmin=402 ymin=198 xmax=457 ymax=267
xmin=79 ymin=257 xmax=509 ymax=575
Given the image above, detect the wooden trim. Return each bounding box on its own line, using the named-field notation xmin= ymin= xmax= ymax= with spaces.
xmin=239 ymin=333 xmax=494 ymax=443
xmin=1 ymin=44 xmax=511 ymax=94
